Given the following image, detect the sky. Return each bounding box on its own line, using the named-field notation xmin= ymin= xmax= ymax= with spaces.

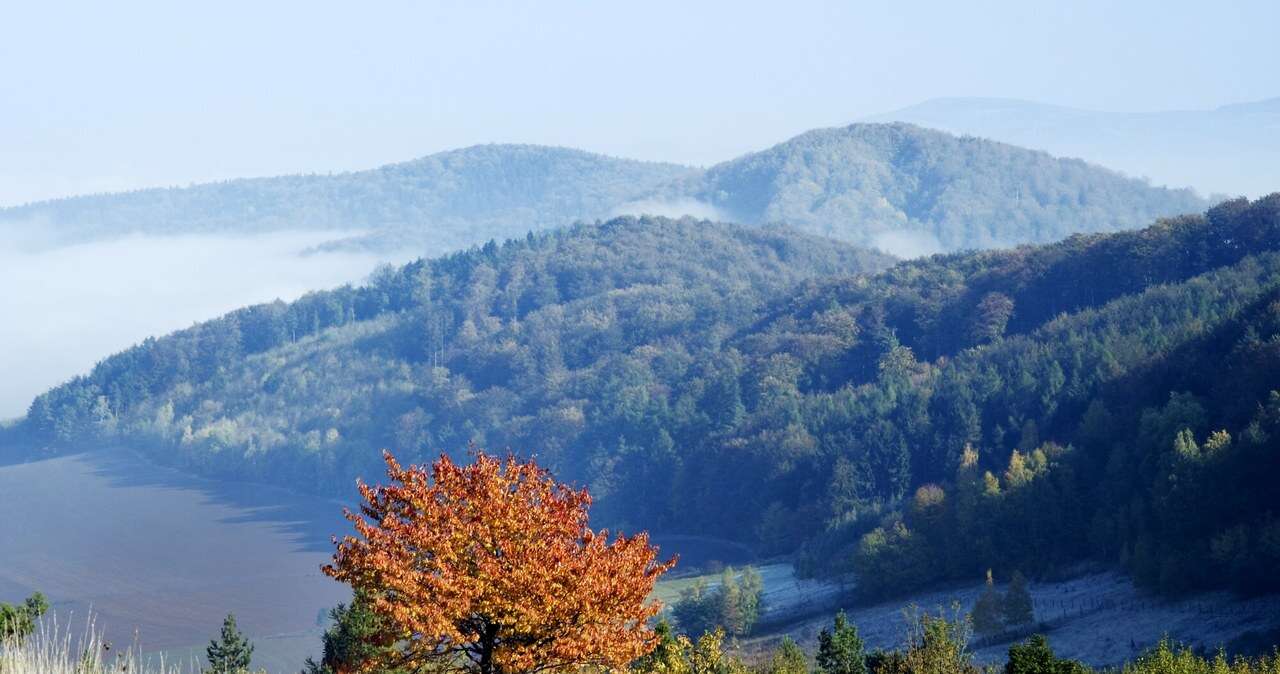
xmin=2 ymin=0 xmax=1279 ymax=207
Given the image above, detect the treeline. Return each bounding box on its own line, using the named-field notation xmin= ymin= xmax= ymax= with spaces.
xmin=2 ymin=124 xmax=1205 ymax=257
xmin=718 ymin=611 xmax=1280 ymax=674
xmin=668 ymin=122 xmax=1206 ymax=252
xmin=10 ymin=196 xmax=1280 ymax=601
xmin=0 ymin=145 xmax=693 ymax=253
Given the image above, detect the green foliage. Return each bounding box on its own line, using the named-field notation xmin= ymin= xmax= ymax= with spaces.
xmin=1120 ymin=638 xmax=1280 ymax=674
xmin=632 ymin=620 xmax=692 ymax=674
xmin=304 ymin=592 xmax=404 ymax=674
xmin=681 ymin=123 xmax=1205 ymax=252
xmin=873 ymin=607 xmax=978 ymax=674
xmin=0 ymin=592 xmax=48 ymax=641
xmin=17 ymin=192 xmax=1280 ymax=603
xmin=1003 ymin=572 xmax=1034 ymax=627
xmin=2 ymin=124 xmax=1201 ymax=258
xmin=0 ymin=145 xmax=693 ymax=254
xmin=1004 ymin=635 xmax=1088 ymax=674
xmin=205 ymin=614 xmax=254 ymax=674
xmin=672 ymin=566 xmax=764 ymax=638
xmin=766 ymin=637 xmax=808 ymax=674
xmin=632 ymin=627 xmax=747 ymax=674
xmin=970 ymin=571 xmax=1004 ymax=636
xmin=815 ymin=611 xmax=867 ymax=674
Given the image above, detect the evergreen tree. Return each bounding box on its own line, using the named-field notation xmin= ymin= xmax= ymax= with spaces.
xmin=1003 ymin=572 xmax=1035 ymax=627
xmin=303 ymin=592 xmax=403 ymax=674
xmin=631 ymin=620 xmax=691 ymax=674
xmin=1004 ymin=635 xmax=1088 ymax=674
xmin=815 ymin=611 xmax=867 ymax=674
xmin=971 ymin=570 xmax=1004 ymax=636
xmin=767 ymin=637 xmax=808 ymax=674
xmin=206 ymin=614 xmax=254 ymax=674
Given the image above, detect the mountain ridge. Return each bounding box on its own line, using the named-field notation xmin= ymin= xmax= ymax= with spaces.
xmin=1 ymin=123 xmax=1208 ymax=257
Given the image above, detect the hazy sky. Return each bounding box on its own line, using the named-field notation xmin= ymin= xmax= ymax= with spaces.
xmin=2 ymin=0 xmax=1278 ymax=206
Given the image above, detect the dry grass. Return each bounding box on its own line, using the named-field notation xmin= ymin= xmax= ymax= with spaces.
xmin=0 ymin=614 xmax=191 ymax=674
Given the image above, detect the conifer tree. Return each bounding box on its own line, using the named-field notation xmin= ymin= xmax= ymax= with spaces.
xmin=205 ymin=614 xmax=254 ymax=674
xmin=767 ymin=637 xmax=808 ymax=674
xmin=971 ymin=570 xmax=1004 ymax=636
xmin=1003 ymin=572 xmax=1035 ymax=627
xmin=816 ymin=611 xmax=867 ymax=674
xmin=304 ymin=592 xmax=404 ymax=674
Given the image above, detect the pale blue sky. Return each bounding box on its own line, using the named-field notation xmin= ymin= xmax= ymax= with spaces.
xmin=2 ymin=0 xmax=1277 ymax=206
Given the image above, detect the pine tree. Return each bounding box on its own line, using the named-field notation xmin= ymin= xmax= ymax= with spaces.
xmin=971 ymin=570 xmax=1004 ymax=636
xmin=304 ymin=592 xmax=404 ymax=674
xmin=767 ymin=637 xmax=808 ymax=674
xmin=815 ymin=611 xmax=867 ymax=674
xmin=1003 ymin=571 xmax=1035 ymax=627
xmin=205 ymin=614 xmax=254 ymax=674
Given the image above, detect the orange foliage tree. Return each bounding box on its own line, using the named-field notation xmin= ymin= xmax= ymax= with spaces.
xmin=323 ymin=450 xmax=677 ymax=674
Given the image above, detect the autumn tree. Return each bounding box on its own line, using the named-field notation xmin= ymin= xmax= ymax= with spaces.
xmin=324 ymin=450 xmax=677 ymax=674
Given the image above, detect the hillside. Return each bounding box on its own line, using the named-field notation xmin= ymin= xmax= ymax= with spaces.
xmin=660 ymin=123 xmax=1207 ymax=255
xmin=10 ymin=196 xmax=1280 ymax=605
xmin=868 ymin=97 xmax=1280 ymax=198
xmin=9 ymin=217 xmax=891 ymax=501
xmin=0 ymin=145 xmax=695 ymax=254
xmin=2 ymin=124 xmax=1207 ymax=257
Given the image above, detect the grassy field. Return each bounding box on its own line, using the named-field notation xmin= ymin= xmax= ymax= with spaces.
xmin=652 ymin=562 xmax=848 ymax=628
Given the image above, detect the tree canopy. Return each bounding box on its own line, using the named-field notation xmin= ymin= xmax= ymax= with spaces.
xmin=323 ymin=450 xmax=676 ymax=674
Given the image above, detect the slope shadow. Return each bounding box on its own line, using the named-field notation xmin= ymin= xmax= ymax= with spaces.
xmin=80 ymin=448 xmax=352 ymax=555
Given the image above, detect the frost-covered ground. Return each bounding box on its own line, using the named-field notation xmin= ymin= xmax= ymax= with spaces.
xmin=653 ymin=563 xmax=847 ymax=627
xmin=747 ymin=570 xmax=1280 ymax=667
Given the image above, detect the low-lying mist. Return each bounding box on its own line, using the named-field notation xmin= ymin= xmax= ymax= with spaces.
xmin=0 ymin=230 xmax=412 ymax=420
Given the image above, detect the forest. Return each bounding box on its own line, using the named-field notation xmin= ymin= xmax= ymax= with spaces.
xmin=7 ymin=195 xmax=1280 ymax=604
xmin=0 ymin=124 xmax=1205 ymax=257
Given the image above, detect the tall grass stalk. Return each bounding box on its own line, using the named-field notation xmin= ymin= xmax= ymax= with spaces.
xmin=0 ymin=613 xmax=189 ymax=674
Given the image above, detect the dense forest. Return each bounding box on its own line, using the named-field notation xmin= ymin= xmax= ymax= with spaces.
xmin=0 ymin=145 xmax=695 ymax=254
xmin=1 ymin=124 xmax=1206 ymax=256
xmin=868 ymin=95 xmax=1280 ymax=198
xmin=8 ymin=196 xmax=1280 ymax=602
xmin=650 ymin=123 xmax=1207 ymax=254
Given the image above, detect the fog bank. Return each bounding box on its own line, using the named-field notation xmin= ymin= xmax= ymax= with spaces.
xmin=0 ymin=231 xmax=407 ymax=419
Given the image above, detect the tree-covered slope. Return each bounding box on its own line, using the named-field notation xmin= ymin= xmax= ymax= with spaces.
xmin=10 ymin=217 xmax=892 ymax=495
xmin=868 ymin=96 xmax=1280 ymax=198
xmin=11 ymin=192 xmax=1279 ymax=600
xmin=0 ymin=145 xmax=695 ymax=253
xmin=3 ymin=125 xmax=1207 ymax=257
xmin=665 ymin=123 xmax=1208 ymax=254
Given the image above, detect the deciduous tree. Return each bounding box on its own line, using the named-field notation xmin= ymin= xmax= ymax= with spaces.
xmin=324 ymin=450 xmax=677 ymax=674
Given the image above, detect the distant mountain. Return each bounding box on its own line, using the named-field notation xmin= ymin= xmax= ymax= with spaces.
xmin=2 ymin=124 xmax=1209 ymax=258
xmin=657 ymin=122 xmax=1206 ymax=255
xmin=867 ymin=97 xmax=1280 ymax=199
xmin=0 ymin=145 xmax=696 ymax=254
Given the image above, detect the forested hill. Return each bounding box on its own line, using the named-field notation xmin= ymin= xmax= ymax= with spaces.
xmin=868 ymin=96 xmax=1280 ymax=198
xmin=0 ymin=145 xmax=695 ymax=253
xmin=10 ymin=197 xmax=1280 ymax=604
xmin=661 ymin=123 xmax=1208 ymax=254
xmin=3 ymin=124 xmax=1207 ymax=256
xmin=9 ymin=216 xmax=892 ymax=489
